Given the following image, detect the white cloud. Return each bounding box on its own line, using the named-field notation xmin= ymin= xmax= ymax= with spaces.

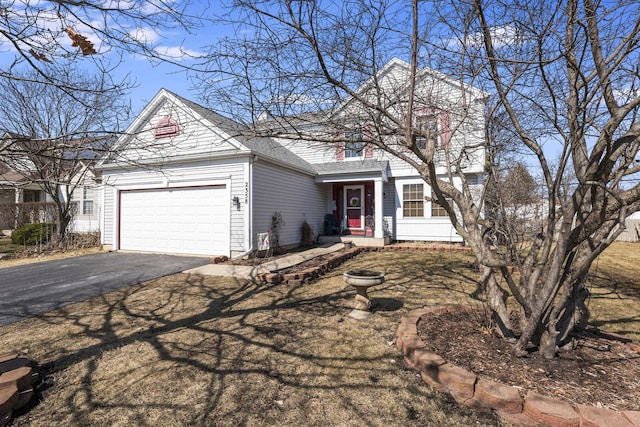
xmin=154 ymin=45 xmax=202 ymax=61
xmin=129 ymin=27 xmax=161 ymax=44
xmin=449 ymin=24 xmax=525 ymax=51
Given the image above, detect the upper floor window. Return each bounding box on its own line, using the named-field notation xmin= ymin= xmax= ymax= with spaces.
xmin=344 ymin=130 xmax=364 ymax=158
xmin=71 ymin=186 xmax=94 ymax=215
xmin=415 ymin=113 xmax=439 ymax=150
xmin=403 ymin=184 xmax=424 ymax=217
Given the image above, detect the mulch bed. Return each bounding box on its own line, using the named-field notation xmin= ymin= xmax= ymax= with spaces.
xmin=417 ymin=309 xmax=640 ymax=412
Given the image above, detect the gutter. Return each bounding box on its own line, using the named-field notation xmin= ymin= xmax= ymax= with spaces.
xmin=98 ymin=150 xmax=251 ymax=171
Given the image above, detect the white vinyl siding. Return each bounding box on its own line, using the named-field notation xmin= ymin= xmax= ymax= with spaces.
xmin=69 ymin=185 xmax=101 ymax=233
xmin=383 ymin=179 xmax=396 ymax=238
xmin=396 ymin=218 xmax=461 ymax=242
xmin=275 ymin=136 xmax=338 ymax=164
xmin=252 ymin=160 xmax=327 ymax=247
xmin=102 ymin=186 xmax=114 ymax=244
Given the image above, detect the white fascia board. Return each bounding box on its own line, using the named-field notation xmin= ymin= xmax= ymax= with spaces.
xmin=98 ymin=150 xmax=252 ymax=171
xmin=315 ymin=171 xmax=388 ymax=184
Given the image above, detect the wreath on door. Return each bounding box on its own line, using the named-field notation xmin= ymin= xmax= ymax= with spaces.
xmin=349 ymin=196 xmax=360 ymax=207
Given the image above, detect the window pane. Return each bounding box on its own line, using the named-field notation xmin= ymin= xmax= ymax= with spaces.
xmin=345 ymin=130 xmax=363 ymax=158
xmin=403 ymin=201 xmax=424 ymax=217
xmin=83 ymin=201 xmax=94 ymax=215
xmin=416 ymin=114 xmax=439 ymax=149
xmin=431 ymin=198 xmax=450 ymax=217
xmin=345 ymin=141 xmax=363 ymax=158
xmin=403 ymin=184 xmax=424 ymax=217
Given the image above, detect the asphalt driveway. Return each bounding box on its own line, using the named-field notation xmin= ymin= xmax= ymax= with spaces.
xmin=0 ymin=252 xmax=210 ymax=326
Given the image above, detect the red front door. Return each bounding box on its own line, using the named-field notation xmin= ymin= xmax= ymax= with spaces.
xmin=345 ymin=186 xmax=364 ymax=229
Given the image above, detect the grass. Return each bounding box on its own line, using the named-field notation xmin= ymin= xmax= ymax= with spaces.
xmin=0 ymin=235 xmax=103 ymax=269
xmin=0 ymin=235 xmax=25 ymax=255
xmin=585 ymin=242 xmax=640 ymax=342
xmin=1 ymin=243 xmax=639 ymax=426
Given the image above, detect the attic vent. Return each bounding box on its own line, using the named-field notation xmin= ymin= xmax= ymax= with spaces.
xmin=154 ymin=116 xmax=179 ymax=139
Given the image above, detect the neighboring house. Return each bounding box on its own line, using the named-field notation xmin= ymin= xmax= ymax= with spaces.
xmin=99 ymin=58 xmax=486 ymax=257
xmin=616 ymin=211 xmax=640 ymax=242
xmin=0 ymin=163 xmax=47 ymax=231
xmin=0 ymin=160 xmax=101 ymax=234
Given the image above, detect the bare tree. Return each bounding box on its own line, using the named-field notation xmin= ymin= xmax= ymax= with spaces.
xmin=196 ymin=0 xmax=640 ymax=358
xmin=0 ymin=64 xmax=128 ymax=240
xmin=0 ymin=1 xmax=209 ymax=238
xmin=0 ymin=0 xmax=204 ymax=92
xmin=485 ymin=162 xmax=541 ymax=262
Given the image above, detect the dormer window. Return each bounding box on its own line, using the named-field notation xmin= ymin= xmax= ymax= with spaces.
xmin=154 ymin=116 xmax=179 ymax=139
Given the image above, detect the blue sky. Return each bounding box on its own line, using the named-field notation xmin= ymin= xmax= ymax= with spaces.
xmin=104 ymin=4 xmax=225 ymax=114
xmin=0 ymin=1 xmax=225 ymax=115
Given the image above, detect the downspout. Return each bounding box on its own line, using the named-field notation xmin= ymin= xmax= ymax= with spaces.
xmin=232 ymin=155 xmax=255 ymax=259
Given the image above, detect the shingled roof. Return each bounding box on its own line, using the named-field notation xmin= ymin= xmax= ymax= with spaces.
xmin=313 ymin=159 xmax=389 ymax=176
xmin=170 ymin=92 xmax=317 ymax=175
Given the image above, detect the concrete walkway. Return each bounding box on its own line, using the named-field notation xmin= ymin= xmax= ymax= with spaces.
xmin=184 ymin=243 xmax=346 ymax=280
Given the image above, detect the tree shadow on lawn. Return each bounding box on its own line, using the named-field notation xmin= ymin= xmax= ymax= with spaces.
xmin=583 ymin=268 xmax=640 ymax=342
xmin=3 ymin=251 xmax=500 ymax=426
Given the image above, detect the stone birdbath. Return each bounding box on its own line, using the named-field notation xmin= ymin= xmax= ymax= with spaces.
xmin=343 ymin=269 xmax=385 ymax=320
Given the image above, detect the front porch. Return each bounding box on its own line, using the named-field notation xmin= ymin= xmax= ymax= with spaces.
xmin=317 ymin=234 xmax=392 ymax=248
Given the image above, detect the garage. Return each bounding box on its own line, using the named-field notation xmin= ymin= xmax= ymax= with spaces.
xmin=118 ymin=185 xmax=230 ymax=256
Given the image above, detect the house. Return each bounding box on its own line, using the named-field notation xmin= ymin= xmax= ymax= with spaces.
xmin=616 ymin=211 xmax=640 ymax=242
xmin=0 ymin=140 xmax=102 ymax=235
xmin=99 ymin=59 xmax=487 ymax=257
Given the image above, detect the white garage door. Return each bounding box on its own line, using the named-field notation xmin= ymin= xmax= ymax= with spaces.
xmin=119 ymin=186 xmax=229 ymax=256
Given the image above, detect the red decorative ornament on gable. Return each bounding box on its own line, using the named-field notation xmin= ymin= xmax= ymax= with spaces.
xmin=153 ymin=116 xmax=179 ymax=139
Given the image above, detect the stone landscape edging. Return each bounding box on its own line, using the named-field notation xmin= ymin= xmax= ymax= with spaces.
xmin=395 ymin=305 xmax=640 ymax=427
xmin=0 ymin=352 xmax=40 ymax=426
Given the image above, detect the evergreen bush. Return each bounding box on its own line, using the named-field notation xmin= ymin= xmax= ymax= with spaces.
xmin=11 ymin=222 xmax=56 ymax=245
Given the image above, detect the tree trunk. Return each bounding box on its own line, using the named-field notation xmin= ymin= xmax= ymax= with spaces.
xmin=481 ymin=266 xmax=515 ymax=339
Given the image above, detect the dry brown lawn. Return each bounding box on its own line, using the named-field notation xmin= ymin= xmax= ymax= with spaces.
xmin=1 ymin=243 xmax=639 ymax=426
xmin=0 ymin=246 xmax=104 ymax=269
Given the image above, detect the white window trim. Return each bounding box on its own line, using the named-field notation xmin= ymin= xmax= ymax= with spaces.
xmin=71 ymin=186 xmax=95 ymax=216
xmin=396 ymin=179 xmax=427 ymax=219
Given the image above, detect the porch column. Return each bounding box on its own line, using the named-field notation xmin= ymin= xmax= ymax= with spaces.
xmin=14 ymin=189 xmax=22 ymax=203
xmin=374 ymin=178 xmax=383 ymax=238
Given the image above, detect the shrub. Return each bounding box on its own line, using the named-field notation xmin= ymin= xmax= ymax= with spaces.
xmin=0 ymin=202 xmax=58 ymax=229
xmin=270 ymin=212 xmax=284 ymax=250
xmin=301 ymin=221 xmax=314 ymax=246
xmin=11 ymin=222 xmax=57 ymax=245
xmin=61 ymin=231 xmax=101 ymax=249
